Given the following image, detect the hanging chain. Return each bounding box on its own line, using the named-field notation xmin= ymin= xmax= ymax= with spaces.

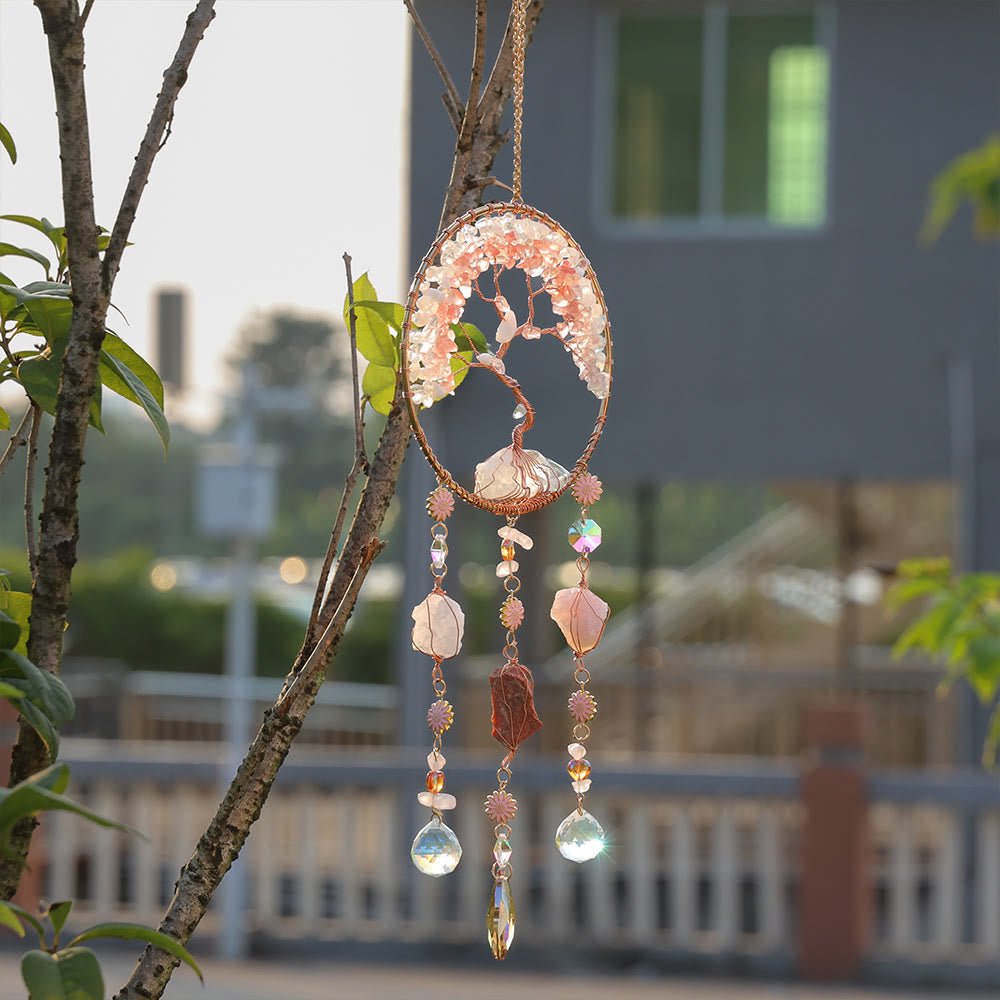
xmin=511 ymin=0 xmax=526 ymax=203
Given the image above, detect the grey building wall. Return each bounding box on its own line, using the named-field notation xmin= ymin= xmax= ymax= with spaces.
xmin=407 ymin=0 xmax=1000 ymax=486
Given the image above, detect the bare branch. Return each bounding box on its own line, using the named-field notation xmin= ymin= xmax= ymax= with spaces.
xmin=302 ymin=254 xmax=372 ymax=647
xmin=278 ymin=538 xmax=384 ymax=716
xmin=469 ymin=175 xmax=515 ymax=195
xmin=440 ymin=0 xmax=545 ymax=226
xmin=73 ymin=0 xmax=95 ymax=37
xmin=118 ymin=3 xmax=547 ymax=990
xmin=101 ymin=0 xmax=216 ymax=292
xmin=0 ymin=407 xmax=33 ymax=480
xmin=404 ymin=0 xmax=463 ymax=131
xmin=343 ymin=252 xmax=366 ymax=466
xmin=24 ymin=404 xmax=41 ymax=576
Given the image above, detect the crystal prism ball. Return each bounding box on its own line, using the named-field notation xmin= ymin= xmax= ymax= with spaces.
xmin=401 ymin=202 xmax=612 ymax=517
xmin=555 ymin=809 xmax=605 ymax=863
xmin=411 ymin=817 xmax=462 ymax=876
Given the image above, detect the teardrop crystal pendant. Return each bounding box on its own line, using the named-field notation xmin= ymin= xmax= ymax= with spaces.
xmin=410 ymin=816 xmax=462 ymax=877
xmin=487 ymin=878 xmax=515 ymax=959
xmin=555 ymin=809 xmax=605 ymax=863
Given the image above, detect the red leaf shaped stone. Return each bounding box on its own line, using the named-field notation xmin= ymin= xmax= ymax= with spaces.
xmin=489 ymin=661 xmax=543 ymax=751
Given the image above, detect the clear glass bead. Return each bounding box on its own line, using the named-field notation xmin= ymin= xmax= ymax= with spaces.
xmin=512 ymin=403 xmax=527 ymax=421
xmin=411 ymin=816 xmax=462 ymax=877
xmin=555 ymin=809 xmax=605 ymax=864
xmin=493 ymin=835 xmax=513 ymax=866
xmin=568 ymin=518 xmax=602 ymax=554
xmin=430 ymin=537 xmax=448 ymax=570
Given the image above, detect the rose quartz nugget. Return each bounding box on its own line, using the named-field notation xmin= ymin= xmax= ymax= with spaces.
xmin=550 ymin=586 xmax=610 ymax=655
xmin=567 ymin=742 xmax=587 ymax=760
xmin=411 ymin=592 xmax=465 ymax=659
xmin=498 ymin=526 xmax=534 ymax=549
xmin=418 ymin=791 xmax=458 ymax=810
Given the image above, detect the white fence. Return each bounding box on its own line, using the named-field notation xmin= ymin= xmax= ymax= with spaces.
xmin=38 ymin=740 xmax=1000 ymax=979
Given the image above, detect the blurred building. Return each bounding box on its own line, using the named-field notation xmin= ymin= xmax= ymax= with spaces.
xmin=405 ymin=1 xmax=1000 ymax=767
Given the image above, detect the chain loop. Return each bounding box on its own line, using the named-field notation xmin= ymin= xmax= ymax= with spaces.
xmin=511 ymin=0 xmax=526 ymax=202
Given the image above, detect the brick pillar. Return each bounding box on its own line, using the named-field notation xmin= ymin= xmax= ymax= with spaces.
xmin=799 ymin=702 xmax=870 ymax=980
xmin=0 ymin=699 xmax=44 ymax=910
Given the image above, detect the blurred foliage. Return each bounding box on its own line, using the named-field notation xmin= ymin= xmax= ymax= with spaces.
xmin=0 ymin=548 xmax=391 ymax=684
xmin=893 ymin=134 xmax=1000 ymax=764
xmin=921 ymin=134 xmax=1000 ymax=243
xmin=887 ymin=558 xmax=1000 ymax=763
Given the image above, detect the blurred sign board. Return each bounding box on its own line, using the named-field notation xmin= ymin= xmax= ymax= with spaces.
xmin=197 ymin=444 xmax=278 ymax=539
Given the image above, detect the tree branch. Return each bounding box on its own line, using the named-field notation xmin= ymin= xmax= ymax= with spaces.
xmin=115 ymin=4 xmax=545 ymax=992
xmin=302 ymin=254 xmax=370 ymax=648
xmin=404 ymin=0 xmax=463 ymax=131
xmin=440 ymin=0 xmax=545 ymax=227
xmin=24 ymin=403 xmax=41 ymax=576
xmin=101 ymin=0 xmax=216 ymax=293
xmin=0 ymin=407 xmax=33 ymax=480
xmin=0 ymin=0 xmax=217 ymax=902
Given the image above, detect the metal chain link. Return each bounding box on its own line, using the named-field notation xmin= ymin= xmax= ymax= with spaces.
xmin=511 ymin=0 xmax=526 ymax=202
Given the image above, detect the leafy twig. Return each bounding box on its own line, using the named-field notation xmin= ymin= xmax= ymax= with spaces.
xmin=24 ymin=403 xmax=41 ymax=576
xmin=403 ymin=0 xmax=463 ymax=131
xmin=302 ymin=254 xmax=370 ymax=648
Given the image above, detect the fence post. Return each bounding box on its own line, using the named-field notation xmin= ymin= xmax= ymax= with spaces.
xmin=799 ymin=702 xmax=870 ymax=980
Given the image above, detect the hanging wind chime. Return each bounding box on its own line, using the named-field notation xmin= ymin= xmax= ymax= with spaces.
xmin=403 ymin=0 xmax=613 ymax=960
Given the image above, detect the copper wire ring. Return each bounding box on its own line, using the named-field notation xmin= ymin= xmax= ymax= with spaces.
xmin=401 ymin=201 xmax=612 ymax=517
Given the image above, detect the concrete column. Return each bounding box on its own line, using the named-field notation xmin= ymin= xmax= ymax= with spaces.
xmin=799 ymin=702 xmax=870 ymax=980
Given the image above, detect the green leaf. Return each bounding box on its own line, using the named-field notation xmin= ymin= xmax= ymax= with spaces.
xmin=897 ymin=556 xmax=951 ymax=580
xmin=891 ymin=597 xmax=963 ymax=660
xmin=885 ymin=577 xmax=946 ymax=613
xmin=0 ymin=649 xmax=75 ymax=725
xmin=450 ymin=350 xmax=473 ymax=392
xmin=22 ymin=950 xmax=63 ymax=1000
xmin=33 ymin=946 xmax=105 ymax=1000
xmin=23 ymin=294 xmax=73 ymax=344
xmin=450 ymin=321 xmax=488 ymax=354
xmin=100 ymin=333 xmax=164 ymax=407
xmin=14 ymin=698 xmax=60 ymax=758
xmin=345 ymin=274 xmax=396 ymax=368
xmin=0 ymin=609 xmax=20 ymax=650
xmin=2 ymin=590 xmax=31 ymax=655
xmin=968 ymin=636 xmax=1000 ymax=701
xmin=0 ymin=406 xmax=9 ymax=430
xmin=68 ymin=924 xmax=203 ymax=983
xmin=362 ymin=362 xmax=396 ymax=415
xmin=0 ymin=679 xmax=26 ymax=700
xmin=18 ymin=348 xmax=104 ymax=433
xmin=48 ymin=900 xmax=73 ymax=937
xmin=7 ymin=900 xmax=47 ymax=945
xmin=98 ymin=350 xmax=169 ymax=454
xmin=0 ymin=215 xmax=65 ymax=259
xmin=352 ymin=299 xmax=405 ymax=334
xmin=0 ymin=900 xmax=25 ymax=937
xmin=0 ymin=122 xmax=16 ymax=164
xmin=0 ymin=242 xmax=51 ymax=275
xmin=0 ymin=776 xmax=135 ymax=845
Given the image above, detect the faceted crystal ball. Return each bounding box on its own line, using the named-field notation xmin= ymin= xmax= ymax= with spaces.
xmin=568 ymin=518 xmax=602 ymax=554
xmin=555 ymin=809 xmax=605 ymax=863
xmin=411 ymin=817 xmax=462 ymax=876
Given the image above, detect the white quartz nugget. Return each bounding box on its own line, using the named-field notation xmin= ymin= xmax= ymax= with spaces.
xmin=411 ymin=592 xmax=465 ymax=659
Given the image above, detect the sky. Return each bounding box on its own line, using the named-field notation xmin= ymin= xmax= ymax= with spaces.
xmin=0 ymin=0 xmax=409 ymax=426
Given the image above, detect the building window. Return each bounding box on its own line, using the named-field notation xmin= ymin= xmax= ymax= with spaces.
xmin=611 ymin=7 xmax=830 ymax=228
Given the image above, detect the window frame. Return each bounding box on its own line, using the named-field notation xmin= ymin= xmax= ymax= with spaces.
xmin=593 ymin=1 xmax=836 ymax=239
